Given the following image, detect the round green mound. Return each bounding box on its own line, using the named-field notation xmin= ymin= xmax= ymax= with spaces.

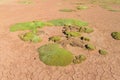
xmin=111 ymin=32 xmax=120 ymax=40
xmin=38 ymin=43 xmax=73 ymax=66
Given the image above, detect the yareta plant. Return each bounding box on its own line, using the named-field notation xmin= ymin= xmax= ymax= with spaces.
xmin=47 ymin=19 xmax=88 ymax=27
xmin=111 ymin=32 xmax=120 ymax=40
xmin=38 ymin=43 xmax=73 ymax=66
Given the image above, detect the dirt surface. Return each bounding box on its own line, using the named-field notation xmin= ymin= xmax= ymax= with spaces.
xmin=0 ymin=0 xmax=120 ymax=80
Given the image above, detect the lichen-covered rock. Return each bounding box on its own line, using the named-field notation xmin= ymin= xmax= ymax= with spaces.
xmin=111 ymin=32 xmax=120 ymax=40
xmin=38 ymin=43 xmax=73 ymax=66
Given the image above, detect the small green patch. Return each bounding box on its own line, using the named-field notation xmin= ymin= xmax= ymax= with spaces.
xmin=90 ymin=0 xmax=120 ymax=12
xmin=73 ymin=55 xmax=86 ymax=64
xmin=18 ymin=0 xmax=33 ymax=4
xmin=65 ymin=31 xmax=81 ymax=37
xmin=81 ymin=36 xmax=90 ymax=41
xmin=49 ymin=36 xmax=61 ymax=42
xmin=59 ymin=9 xmax=75 ymax=12
xmin=85 ymin=44 xmax=96 ymax=50
xmin=47 ymin=19 xmax=88 ymax=27
xmin=38 ymin=43 xmax=73 ymax=66
xmin=10 ymin=21 xmax=45 ymax=32
xmin=79 ymin=27 xmax=94 ymax=33
xmin=111 ymin=32 xmax=120 ymax=40
xmin=76 ymin=5 xmax=88 ymax=10
xmin=19 ymin=32 xmax=42 ymax=43
xmin=99 ymin=49 xmax=108 ymax=55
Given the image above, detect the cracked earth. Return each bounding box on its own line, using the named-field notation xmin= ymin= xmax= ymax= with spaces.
xmin=0 ymin=0 xmax=120 ymax=80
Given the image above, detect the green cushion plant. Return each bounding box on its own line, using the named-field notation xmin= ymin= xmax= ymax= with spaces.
xmin=73 ymin=55 xmax=86 ymax=64
xmin=19 ymin=32 xmax=42 ymax=43
xmin=65 ymin=31 xmax=81 ymax=37
xmin=76 ymin=5 xmax=88 ymax=10
xmin=99 ymin=49 xmax=108 ymax=55
xmin=111 ymin=32 xmax=120 ymax=40
xmin=85 ymin=44 xmax=96 ymax=50
xmin=47 ymin=19 xmax=88 ymax=27
xmin=49 ymin=36 xmax=61 ymax=42
xmin=79 ymin=27 xmax=94 ymax=33
xmin=10 ymin=21 xmax=48 ymax=32
xmin=59 ymin=9 xmax=75 ymax=12
xmin=38 ymin=43 xmax=73 ymax=66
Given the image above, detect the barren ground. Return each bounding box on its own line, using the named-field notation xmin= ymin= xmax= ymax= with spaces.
xmin=0 ymin=0 xmax=120 ymax=80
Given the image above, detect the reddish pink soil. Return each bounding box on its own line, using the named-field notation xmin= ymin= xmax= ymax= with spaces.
xmin=0 ymin=0 xmax=120 ymax=80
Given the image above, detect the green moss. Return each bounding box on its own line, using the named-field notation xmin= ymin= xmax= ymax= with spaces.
xmin=49 ymin=36 xmax=61 ymax=42
xmin=59 ymin=9 xmax=75 ymax=12
xmin=19 ymin=32 xmax=42 ymax=43
xmin=73 ymin=55 xmax=86 ymax=64
xmin=10 ymin=21 xmax=46 ymax=32
xmin=85 ymin=44 xmax=95 ymax=50
xmin=65 ymin=31 xmax=81 ymax=37
xmin=47 ymin=19 xmax=88 ymax=27
xmin=38 ymin=43 xmax=73 ymax=66
xmin=111 ymin=32 xmax=120 ymax=40
xmin=99 ymin=49 xmax=108 ymax=55
xmin=76 ymin=5 xmax=88 ymax=10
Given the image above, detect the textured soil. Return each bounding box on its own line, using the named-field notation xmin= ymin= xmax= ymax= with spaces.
xmin=0 ymin=0 xmax=120 ymax=80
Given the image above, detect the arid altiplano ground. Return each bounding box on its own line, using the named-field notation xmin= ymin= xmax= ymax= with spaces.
xmin=0 ymin=0 xmax=120 ymax=80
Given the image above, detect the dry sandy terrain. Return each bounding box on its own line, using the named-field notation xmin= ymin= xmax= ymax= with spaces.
xmin=0 ymin=0 xmax=120 ymax=80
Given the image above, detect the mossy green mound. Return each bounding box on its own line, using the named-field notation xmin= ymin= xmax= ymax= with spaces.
xmin=85 ymin=44 xmax=96 ymax=50
xmin=10 ymin=21 xmax=46 ymax=32
xmin=49 ymin=36 xmax=61 ymax=42
xmin=111 ymin=32 xmax=120 ymax=40
xmin=99 ymin=49 xmax=108 ymax=55
xmin=47 ymin=19 xmax=88 ymax=27
xmin=19 ymin=32 xmax=42 ymax=43
xmin=65 ymin=31 xmax=81 ymax=37
xmin=38 ymin=43 xmax=73 ymax=66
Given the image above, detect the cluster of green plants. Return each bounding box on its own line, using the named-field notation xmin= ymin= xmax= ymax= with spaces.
xmin=10 ymin=18 xmax=109 ymax=66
